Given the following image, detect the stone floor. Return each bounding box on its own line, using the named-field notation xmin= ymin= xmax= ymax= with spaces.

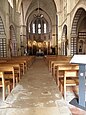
xmin=0 ymin=57 xmax=85 ymax=115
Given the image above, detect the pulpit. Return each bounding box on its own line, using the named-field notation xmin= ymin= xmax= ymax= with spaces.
xmin=70 ymin=55 xmax=86 ymax=110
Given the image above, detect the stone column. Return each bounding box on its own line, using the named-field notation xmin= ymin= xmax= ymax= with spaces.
xmin=15 ymin=12 xmax=21 ymax=56
xmin=5 ymin=1 xmax=10 ymax=57
xmin=67 ymin=14 xmax=71 ymax=55
xmin=20 ymin=25 xmax=27 ymax=56
xmin=57 ymin=13 xmax=62 ymax=55
xmin=56 ymin=14 xmax=58 ymax=55
xmin=52 ymin=25 xmax=56 ymax=47
xmin=67 ymin=0 xmax=71 ymax=55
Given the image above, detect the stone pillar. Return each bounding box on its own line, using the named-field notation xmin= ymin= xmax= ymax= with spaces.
xmin=20 ymin=25 xmax=27 ymax=56
xmin=6 ymin=13 xmax=10 ymax=57
xmin=52 ymin=25 xmax=56 ymax=47
xmin=20 ymin=2 xmax=27 ymax=56
xmin=67 ymin=14 xmax=71 ymax=55
xmin=67 ymin=0 xmax=71 ymax=56
xmin=15 ymin=12 xmax=21 ymax=56
xmin=58 ymin=16 xmax=62 ymax=55
xmin=5 ymin=1 xmax=10 ymax=57
xmin=56 ymin=14 xmax=58 ymax=55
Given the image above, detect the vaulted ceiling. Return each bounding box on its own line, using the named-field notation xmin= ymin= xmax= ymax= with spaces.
xmin=25 ymin=0 xmax=56 ymax=17
xmin=17 ymin=0 xmax=57 ymax=13
xmin=16 ymin=0 xmax=58 ymax=24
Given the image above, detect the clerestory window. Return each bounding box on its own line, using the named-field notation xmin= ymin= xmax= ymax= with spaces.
xmin=30 ymin=17 xmax=48 ymax=34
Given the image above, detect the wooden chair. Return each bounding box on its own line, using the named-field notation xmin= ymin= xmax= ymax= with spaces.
xmin=60 ymin=70 xmax=79 ymax=100
xmin=0 ymin=72 xmax=10 ymax=101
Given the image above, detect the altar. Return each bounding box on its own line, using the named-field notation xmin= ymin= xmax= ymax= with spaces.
xmin=36 ymin=49 xmax=44 ymax=56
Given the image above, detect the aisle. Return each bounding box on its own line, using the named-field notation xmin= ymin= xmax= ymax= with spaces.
xmin=0 ymin=57 xmax=71 ymax=115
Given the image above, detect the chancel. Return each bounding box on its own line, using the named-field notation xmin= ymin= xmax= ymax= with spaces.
xmin=0 ymin=0 xmax=86 ymax=115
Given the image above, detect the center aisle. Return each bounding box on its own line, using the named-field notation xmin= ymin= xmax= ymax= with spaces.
xmin=0 ymin=57 xmax=71 ymax=115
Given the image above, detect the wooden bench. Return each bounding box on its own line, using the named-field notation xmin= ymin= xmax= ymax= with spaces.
xmin=0 ymin=72 xmax=11 ymax=101
xmin=48 ymin=56 xmax=72 ymax=72
xmin=51 ymin=61 xmax=70 ymax=76
xmin=0 ymin=66 xmax=18 ymax=88
xmin=5 ymin=60 xmax=26 ymax=75
xmin=11 ymin=56 xmax=35 ymax=69
xmin=0 ymin=56 xmax=35 ymax=74
xmin=60 ymin=69 xmax=79 ymax=100
xmin=55 ymin=64 xmax=79 ymax=100
xmin=0 ymin=63 xmax=21 ymax=80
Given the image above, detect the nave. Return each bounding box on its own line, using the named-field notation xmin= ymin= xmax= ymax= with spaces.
xmin=0 ymin=57 xmax=71 ymax=115
xmin=0 ymin=57 xmax=85 ymax=115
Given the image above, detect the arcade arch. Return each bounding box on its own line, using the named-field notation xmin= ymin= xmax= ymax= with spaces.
xmin=61 ymin=25 xmax=67 ymax=55
xmin=71 ymin=8 xmax=86 ymax=55
xmin=0 ymin=16 xmax=7 ymax=57
xmin=26 ymin=8 xmax=52 ymax=55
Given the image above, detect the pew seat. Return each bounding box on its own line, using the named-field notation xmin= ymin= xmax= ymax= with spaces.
xmin=59 ymin=70 xmax=79 ymax=100
xmin=0 ymin=72 xmax=11 ymax=101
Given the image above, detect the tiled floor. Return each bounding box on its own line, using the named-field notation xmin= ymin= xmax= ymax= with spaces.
xmin=0 ymin=57 xmax=85 ymax=115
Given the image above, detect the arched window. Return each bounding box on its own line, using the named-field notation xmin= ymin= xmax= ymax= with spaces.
xmin=38 ymin=23 xmax=41 ymax=34
xmin=44 ymin=23 xmax=46 ymax=33
xmin=32 ymin=23 xmax=35 ymax=33
xmin=30 ymin=17 xmax=48 ymax=34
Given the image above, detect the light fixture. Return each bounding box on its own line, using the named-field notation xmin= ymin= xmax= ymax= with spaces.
xmin=8 ymin=0 xmax=13 ymax=8
xmin=34 ymin=0 xmax=43 ymax=18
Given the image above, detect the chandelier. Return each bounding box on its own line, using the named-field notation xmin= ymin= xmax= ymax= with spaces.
xmin=34 ymin=0 xmax=43 ymax=18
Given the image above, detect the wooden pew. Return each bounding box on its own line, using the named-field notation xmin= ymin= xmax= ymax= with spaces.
xmin=49 ymin=56 xmax=71 ymax=73
xmin=6 ymin=60 xmax=25 ymax=75
xmin=0 ymin=56 xmax=35 ymax=87
xmin=0 ymin=72 xmax=10 ymax=101
xmin=48 ymin=56 xmax=71 ymax=72
xmin=2 ymin=58 xmax=26 ymax=73
xmin=53 ymin=63 xmax=79 ymax=85
xmin=55 ymin=63 xmax=79 ymax=100
xmin=0 ymin=59 xmax=26 ymax=75
xmin=60 ymin=69 xmax=79 ymax=100
xmin=11 ymin=56 xmax=35 ymax=69
xmin=0 ymin=63 xmax=22 ymax=82
xmin=44 ymin=55 xmax=57 ymax=66
xmin=51 ymin=61 xmax=69 ymax=76
xmin=0 ymin=66 xmax=18 ymax=88
xmin=0 ymin=56 xmax=35 ymax=73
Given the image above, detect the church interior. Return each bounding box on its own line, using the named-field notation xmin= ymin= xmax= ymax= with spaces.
xmin=0 ymin=0 xmax=86 ymax=114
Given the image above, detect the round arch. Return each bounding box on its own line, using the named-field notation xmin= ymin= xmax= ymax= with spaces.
xmin=61 ymin=25 xmax=67 ymax=55
xmin=25 ymin=0 xmax=57 ymax=23
xmin=26 ymin=9 xmax=52 ymax=55
xmin=26 ymin=7 xmax=52 ymax=30
xmin=0 ymin=16 xmax=7 ymax=57
xmin=70 ymin=8 xmax=86 ymax=55
xmin=71 ymin=4 xmax=86 ymax=26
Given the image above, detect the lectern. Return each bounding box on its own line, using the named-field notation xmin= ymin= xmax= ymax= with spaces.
xmin=70 ymin=55 xmax=86 ymax=110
